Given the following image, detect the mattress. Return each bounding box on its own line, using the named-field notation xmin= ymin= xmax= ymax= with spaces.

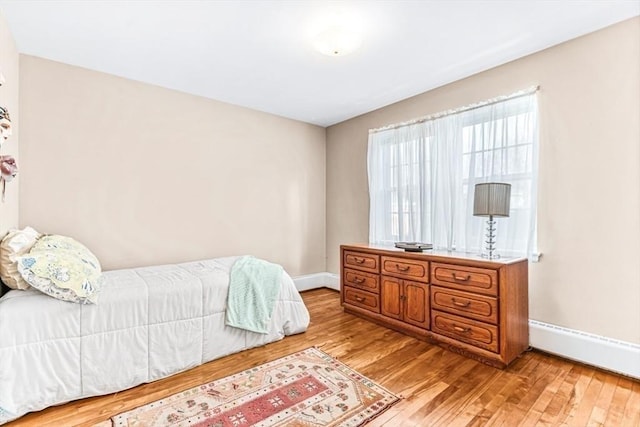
xmin=0 ymin=256 xmax=310 ymax=424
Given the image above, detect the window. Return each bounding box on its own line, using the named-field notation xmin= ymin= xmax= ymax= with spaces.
xmin=368 ymin=90 xmax=538 ymax=259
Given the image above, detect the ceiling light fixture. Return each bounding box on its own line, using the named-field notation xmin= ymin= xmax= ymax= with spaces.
xmin=312 ymin=25 xmax=362 ymax=57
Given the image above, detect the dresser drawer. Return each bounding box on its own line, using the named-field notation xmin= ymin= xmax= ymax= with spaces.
xmin=344 ymin=251 xmax=379 ymax=273
xmin=431 ymin=310 xmax=499 ymax=353
xmin=343 ymin=268 xmax=379 ymax=293
xmin=343 ymin=287 xmax=380 ymax=313
xmin=431 ymin=263 xmax=498 ymax=296
xmin=381 ymin=256 xmax=429 ymax=282
xmin=431 ymin=286 xmax=498 ymax=324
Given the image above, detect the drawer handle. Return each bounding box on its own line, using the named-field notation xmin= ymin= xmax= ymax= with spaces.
xmin=396 ymin=263 xmax=410 ymax=272
xmin=353 ymin=276 xmax=365 ymax=284
xmin=355 ymin=296 xmax=366 ymax=303
xmin=453 ymin=324 xmax=471 ymax=334
xmin=451 ymin=298 xmax=471 ymax=308
xmin=452 ymin=273 xmax=471 ymax=281
xmin=354 ymin=257 xmax=365 ymax=264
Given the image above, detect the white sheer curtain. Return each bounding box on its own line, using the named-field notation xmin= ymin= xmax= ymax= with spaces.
xmin=368 ymin=90 xmax=539 ymax=259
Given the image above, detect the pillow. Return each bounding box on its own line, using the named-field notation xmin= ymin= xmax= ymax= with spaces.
xmin=17 ymin=235 xmax=102 ymax=304
xmin=0 ymin=226 xmax=42 ymax=290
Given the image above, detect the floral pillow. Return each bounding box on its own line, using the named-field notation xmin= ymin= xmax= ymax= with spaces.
xmin=17 ymin=235 xmax=103 ymax=304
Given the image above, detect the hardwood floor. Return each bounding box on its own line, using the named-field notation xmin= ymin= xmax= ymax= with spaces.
xmin=7 ymin=288 xmax=640 ymax=427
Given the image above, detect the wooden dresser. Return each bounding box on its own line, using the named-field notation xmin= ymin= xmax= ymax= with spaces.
xmin=340 ymin=244 xmax=529 ymax=368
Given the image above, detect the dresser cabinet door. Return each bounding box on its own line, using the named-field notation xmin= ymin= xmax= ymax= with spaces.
xmin=380 ymin=276 xmax=402 ymax=320
xmin=403 ymin=281 xmax=429 ymax=329
xmin=381 ymin=276 xmax=429 ymax=329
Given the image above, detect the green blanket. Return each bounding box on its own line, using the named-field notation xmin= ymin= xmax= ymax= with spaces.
xmin=225 ymin=256 xmax=283 ymax=334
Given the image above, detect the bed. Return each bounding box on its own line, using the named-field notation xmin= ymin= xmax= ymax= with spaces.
xmin=0 ymin=255 xmax=310 ymax=424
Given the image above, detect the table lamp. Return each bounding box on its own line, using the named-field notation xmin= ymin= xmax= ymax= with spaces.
xmin=473 ymin=182 xmax=511 ymax=259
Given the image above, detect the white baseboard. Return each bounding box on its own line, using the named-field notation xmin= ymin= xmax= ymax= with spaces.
xmin=529 ymin=320 xmax=640 ymax=379
xmin=292 ymin=272 xmax=340 ymax=292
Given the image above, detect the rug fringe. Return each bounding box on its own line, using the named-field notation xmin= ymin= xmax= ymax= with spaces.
xmin=356 ymin=396 xmax=402 ymax=427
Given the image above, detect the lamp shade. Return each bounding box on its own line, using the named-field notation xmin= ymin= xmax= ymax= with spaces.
xmin=473 ymin=182 xmax=511 ymax=217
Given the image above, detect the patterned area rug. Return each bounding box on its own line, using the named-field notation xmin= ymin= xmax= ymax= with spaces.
xmin=111 ymin=347 xmax=399 ymax=427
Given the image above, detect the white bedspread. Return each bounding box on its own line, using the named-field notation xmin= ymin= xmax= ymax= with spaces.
xmin=0 ymin=256 xmax=310 ymax=424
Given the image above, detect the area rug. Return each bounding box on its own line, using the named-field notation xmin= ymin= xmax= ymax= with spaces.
xmin=111 ymin=347 xmax=399 ymax=427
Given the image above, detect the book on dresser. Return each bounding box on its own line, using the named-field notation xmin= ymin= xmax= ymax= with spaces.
xmin=340 ymin=244 xmax=529 ymax=368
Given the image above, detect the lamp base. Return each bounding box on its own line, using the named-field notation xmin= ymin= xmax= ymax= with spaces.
xmin=481 ymin=215 xmax=500 ymax=259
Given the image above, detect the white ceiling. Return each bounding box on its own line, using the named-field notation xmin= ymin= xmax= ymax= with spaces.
xmin=0 ymin=1 xmax=638 ymax=127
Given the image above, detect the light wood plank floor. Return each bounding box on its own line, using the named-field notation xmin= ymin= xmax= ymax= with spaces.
xmin=7 ymin=288 xmax=640 ymax=427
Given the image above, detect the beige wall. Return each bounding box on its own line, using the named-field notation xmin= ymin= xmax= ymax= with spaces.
xmin=0 ymin=10 xmax=19 ymax=235
xmin=19 ymin=56 xmax=326 ymax=276
xmin=11 ymin=16 xmax=640 ymax=344
xmin=327 ymin=17 xmax=640 ymax=344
